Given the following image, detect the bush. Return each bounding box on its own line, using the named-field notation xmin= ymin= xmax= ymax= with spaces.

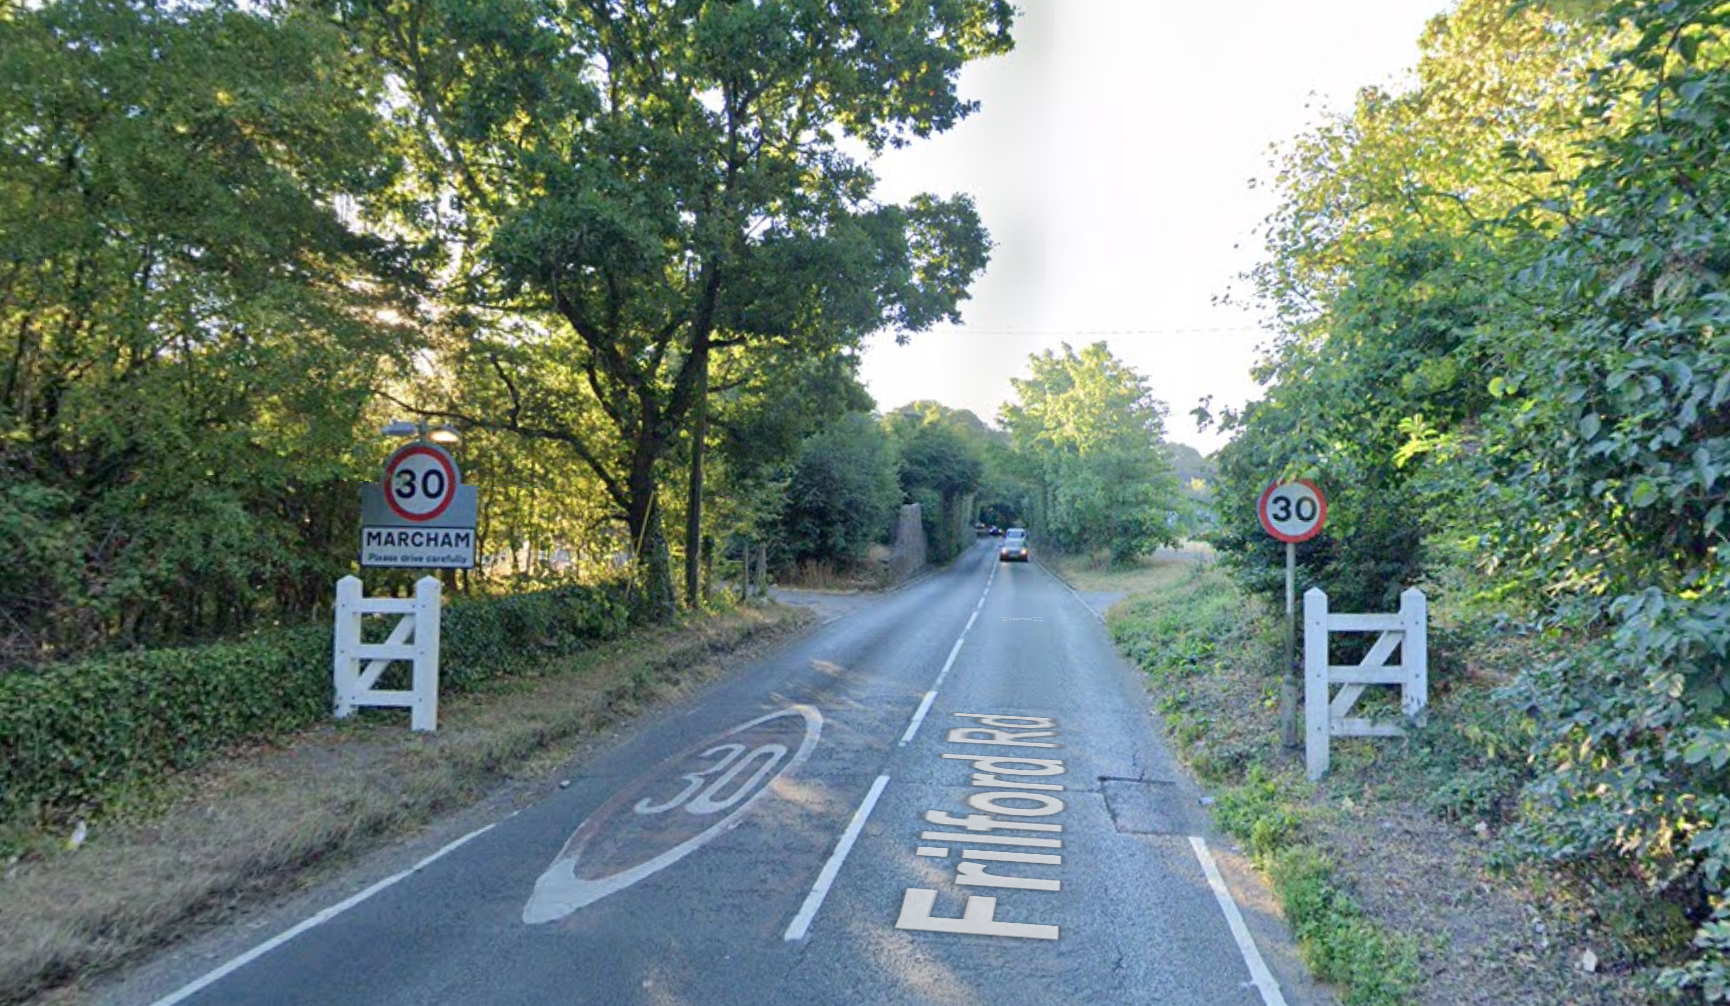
xmin=0 ymin=580 xmax=644 ymax=823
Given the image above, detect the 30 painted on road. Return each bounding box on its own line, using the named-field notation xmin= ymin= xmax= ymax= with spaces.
xmin=523 ymin=705 xmax=822 ymax=924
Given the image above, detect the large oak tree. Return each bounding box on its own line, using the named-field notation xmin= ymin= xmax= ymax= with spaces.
xmin=366 ymin=0 xmax=1011 ymax=617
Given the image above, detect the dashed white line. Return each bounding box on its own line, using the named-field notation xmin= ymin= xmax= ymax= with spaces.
xmin=784 ymin=774 xmax=892 ymax=941
xmin=900 ymin=691 xmax=939 ymax=745
xmin=144 ymin=823 xmax=497 ymax=1006
xmin=1189 ymin=835 xmax=1290 ymax=1006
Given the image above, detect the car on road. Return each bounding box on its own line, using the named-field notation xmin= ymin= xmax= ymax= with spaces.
xmin=999 ymin=528 xmax=1029 ymax=562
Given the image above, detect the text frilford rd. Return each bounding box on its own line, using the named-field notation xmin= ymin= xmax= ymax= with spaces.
xmin=896 ymin=712 xmax=1066 ymax=941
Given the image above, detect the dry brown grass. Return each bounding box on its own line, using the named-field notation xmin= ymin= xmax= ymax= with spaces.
xmin=1045 ymin=544 xmax=1212 ymax=595
xmin=0 ymin=604 xmax=812 ymax=1006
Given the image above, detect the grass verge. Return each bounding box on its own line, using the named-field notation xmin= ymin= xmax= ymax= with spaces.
xmin=1078 ymin=559 xmax=1654 ymax=1006
xmin=0 ymin=602 xmax=811 ymax=1006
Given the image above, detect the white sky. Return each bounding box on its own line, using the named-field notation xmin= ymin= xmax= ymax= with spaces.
xmin=858 ymin=0 xmax=1454 ymax=454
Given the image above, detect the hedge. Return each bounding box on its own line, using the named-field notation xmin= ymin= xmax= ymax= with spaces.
xmin=0 ymin=581 xmax=644 ymax=822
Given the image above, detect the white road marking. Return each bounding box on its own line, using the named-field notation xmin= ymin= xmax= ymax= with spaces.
xmin=1189 ymin=836 xmax=1290 ymax=1006
xmin=897 ymin=562 xmax=995 ymax=747
xmin=144 ymin=823 xmax=497 ymax=1006
xmin=1034 ymin=556 xmax=1106 ymax=623
xmin=899 ymin=691 xmax=939 ymax=745
xmin=784 ymin=774 xmax=891 ymax=941
xmin=524 ymin=706 xmax=822 ymax=923
xmin=932 ymin=636 xmax=966 ymax=688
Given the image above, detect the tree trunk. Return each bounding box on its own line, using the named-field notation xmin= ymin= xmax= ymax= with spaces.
xmin=684 ymin=344 xmax=709 ymax=609
xmin=625 ymin=465 xmax=677 ymax=621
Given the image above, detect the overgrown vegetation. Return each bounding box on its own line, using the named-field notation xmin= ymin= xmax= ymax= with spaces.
xmin=1108 ymin=563 xmax=1661 ymax=1003
xmin=1109 ymin=565 xmax=1422 ymax=1006
xmin=1204 ymin=0 xmax=1730 ymax=996
xmin=1217 ymin=770 xmax=1423 ymax=1006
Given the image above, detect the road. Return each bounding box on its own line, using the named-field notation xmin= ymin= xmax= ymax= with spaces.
xmin=110 ymin=540 xmax=1324 ymax=1006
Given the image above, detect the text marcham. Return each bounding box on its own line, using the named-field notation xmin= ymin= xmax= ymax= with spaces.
xmin=896 ymin=713 xmax=1066 ymax=940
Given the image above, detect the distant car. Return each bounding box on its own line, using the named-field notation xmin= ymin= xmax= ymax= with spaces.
xmin=999 ymin=528 xmax=1029 ymax=562
xmin=988 ymin=526 xmax=1003 ymax=536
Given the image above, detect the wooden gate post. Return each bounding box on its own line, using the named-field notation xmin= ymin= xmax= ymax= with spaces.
xmin=1304 ymin=587 xmax=1330 ymax=781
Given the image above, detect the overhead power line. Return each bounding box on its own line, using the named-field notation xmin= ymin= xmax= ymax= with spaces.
xmin=901 ymin=326 xmax=1268 ymax=338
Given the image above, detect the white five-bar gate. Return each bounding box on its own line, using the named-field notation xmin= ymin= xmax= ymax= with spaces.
xmin=1304 ymin=587 xmax=1427 ymax=780
xmin=333 ymin=575 xmax=442 ymax=731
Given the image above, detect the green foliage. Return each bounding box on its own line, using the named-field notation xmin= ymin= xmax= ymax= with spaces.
xmin=779 ymin=412 xmax=901 ymax=568
xmin=1268 ymin=846 xmax=1423 ymax=1006
xmin=0 ymin=0 xmax=417 ymax=657
xmin=1212 ymin=767 xmax=1421 ymax=1006
xmin=367 ymin=0 xmax=1012 ymax=617
xmin=1225 ymin=0 xmax=1730 ymax=992
xmin=0 ymin=581 xmax=643 ymax=824
xmin=1001 ymin=342 xmax=1182 ymax=561
xmin=884 ymin=403 xmax=989 ymax=562
xmin=1214 ymin=766 xmax=1305 ymax=860
xmin=1109 ymin=568 xmax=1242 ymax=678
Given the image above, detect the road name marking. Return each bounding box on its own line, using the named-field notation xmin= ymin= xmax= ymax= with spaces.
xmin=784 ymin=774 xmax=891 ymax=941
xmin=144 ymin=823 xmax=497 ymax=1006
xmin=896 ymin=714 xmax=1066 ymax=941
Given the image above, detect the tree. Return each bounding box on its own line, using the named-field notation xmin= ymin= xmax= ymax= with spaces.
xmin=779 ymin=412 xmax=899 ymax=570
xmin=884 ymin=402 xmax=990 ymax=561
xmin=0 ymin=0 xmax=414 ymax=656
xmin=1000 ymin=342 xmax=1179 ymax=563
xmin=363 ymin=0 xmax=1012 ymax=618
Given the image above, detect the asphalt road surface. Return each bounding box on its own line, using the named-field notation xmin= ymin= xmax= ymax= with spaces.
xmin=110 ymin=541 xmax=1325 ymax=1006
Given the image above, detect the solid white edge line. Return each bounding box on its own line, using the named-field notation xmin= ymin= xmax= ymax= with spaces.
xmin=899 ymin=691 xmax=938 ymax=746
xmin=1035 ymin=555 xmax=1104 ymax=623
xmin=784 ymin=775 xmax=892 ymax=941
xmin=1188 ymin=835 xmax=1291 ymax=1006
xmin=145 ymin=823 xmax=498 ymax=1006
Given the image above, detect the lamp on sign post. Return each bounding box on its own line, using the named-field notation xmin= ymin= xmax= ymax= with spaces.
xmin=382 ymin=419 xmax=461 ymax=445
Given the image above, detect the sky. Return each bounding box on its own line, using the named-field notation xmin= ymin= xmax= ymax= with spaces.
xmin=857 ymin=0 xmax=1455 ymax=454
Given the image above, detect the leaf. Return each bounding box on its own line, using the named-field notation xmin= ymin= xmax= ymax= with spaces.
xmin=1579 ymin=412 xmax=1602 ymax=440
xmin=1630 ymin=480 xmax=1659 ymax=507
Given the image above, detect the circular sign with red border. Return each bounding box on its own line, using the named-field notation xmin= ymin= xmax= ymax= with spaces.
xmin=1257 ymin=480 xmax=1327 ymax=543
xmin=383 ymin=444 xmax=460 ymax=522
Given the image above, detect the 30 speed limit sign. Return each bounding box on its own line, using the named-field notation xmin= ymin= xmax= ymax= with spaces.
xmin=1257 ymin=480 xmax=1327 ymax=543
xmin=383 ymin=444 xmax=460 ymax=522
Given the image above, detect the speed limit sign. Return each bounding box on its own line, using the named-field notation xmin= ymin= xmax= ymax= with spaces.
xmin=383 ymin=444 xmax=460 ymax=522
xmin=1257 ymin=480 xmax=1327 ymax=543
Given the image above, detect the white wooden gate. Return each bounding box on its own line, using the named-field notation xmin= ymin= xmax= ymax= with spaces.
xmin=334 ymin=575 xmax=442 ymax=732
xmin=1304 ymin=587 xmax=1427 ymax=780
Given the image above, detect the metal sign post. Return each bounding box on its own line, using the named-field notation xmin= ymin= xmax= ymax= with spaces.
xmin=1257 ymin=480 xmax=1328 ymax=749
